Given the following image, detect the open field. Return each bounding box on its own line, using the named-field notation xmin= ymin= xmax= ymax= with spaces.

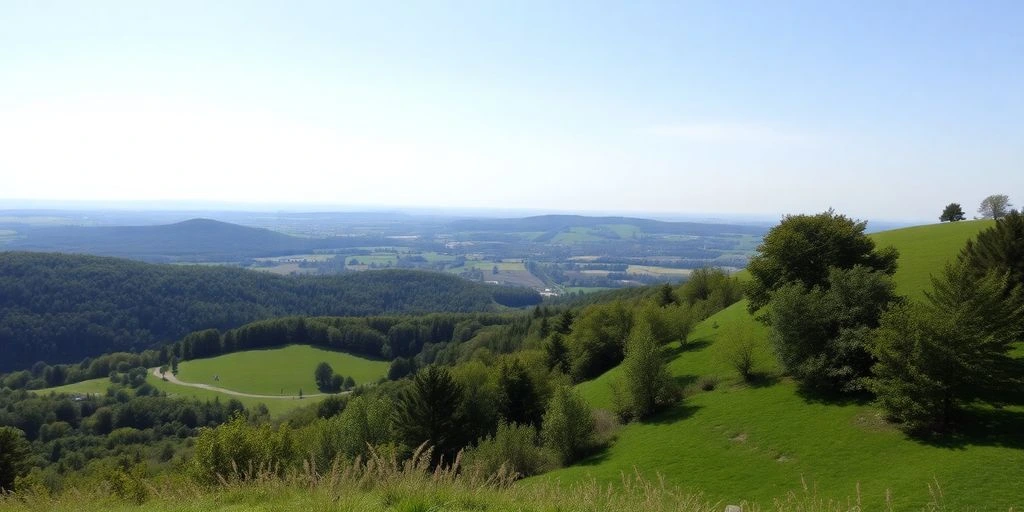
xmin=148 ymin=374 xmax=325 ymax=417
xmin=43 ymin=377 xmax=115 ymax=396
xmin=869 ymin=219 xmax=991 ymax=299
xmin=555 ymin=220 xmax=1024 ymax=510
xmin=626 ymin=265 xmax=693 ymax=277
xmin=38 ymin=372 xmax=331 ymax=418
xmin=174 ymin=345 xmax=389 ymax=396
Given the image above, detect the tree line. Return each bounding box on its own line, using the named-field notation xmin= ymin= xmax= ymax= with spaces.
xmin=0 ymin=252 xmax=540 ymax=371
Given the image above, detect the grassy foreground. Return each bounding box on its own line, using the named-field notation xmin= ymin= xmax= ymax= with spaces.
xmin=0 ymin=450 xmax=951 ymax=512
xmin=556 ymin=221 xmax=1024 ymax=510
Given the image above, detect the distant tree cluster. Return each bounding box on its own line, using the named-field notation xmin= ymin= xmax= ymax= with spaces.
xmin=748 ymin=209 xmax=1024 ymax=433
xmin=314 ymin=362 xmax=355 ymax=393
xmin=939 ymin=195 xmax=1014 ymax=222
xmin=0 ymin=252 xmax=540 ymax=371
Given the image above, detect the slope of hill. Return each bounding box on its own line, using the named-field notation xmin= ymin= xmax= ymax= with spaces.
xmin=547 ymin=220 xmax=1022 ymax=510
xmin=5 ymin=218 xmax=366 ymax=262
xmin=869 ymin=219 xmax=992 ymax=299
xmin=0 ymin=252 xmax=539 ymax=371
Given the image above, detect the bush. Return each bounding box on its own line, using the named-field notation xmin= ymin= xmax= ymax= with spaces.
xmin=613 ymin=322 xmax=677 ymax=421
xmin=189 ymin=415 xmax=297 ymax=484
xmin=719 ymin=323 xmax=762 ymax=381
xmin=464 ymin=422 xmax=552 ymax=478
xmin=541 ymin=386 xmax=596 ymax=465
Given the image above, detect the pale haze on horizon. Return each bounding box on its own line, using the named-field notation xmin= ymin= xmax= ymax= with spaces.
xmin=1 ymin=1 xmax=1021 ymax=222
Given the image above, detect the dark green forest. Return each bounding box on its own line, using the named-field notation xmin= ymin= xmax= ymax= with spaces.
xmin=0 ymin=252 xmax=540 ymax=371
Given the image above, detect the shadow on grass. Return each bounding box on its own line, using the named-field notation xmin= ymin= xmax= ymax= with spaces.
xmin=914 ymin=405 xmax=1024 ymax=450
xmin=742 ymin=372 xmax=780 ymax=388
xmin=671 ymin=374 xmax=700 ymax=389
xmin=794 ymin=385 xmax=873 ymax=407
xmin=646 ymin=403 xmax=701 ymax=425
xmin=674 ymin=339 xmax=712 ymax=355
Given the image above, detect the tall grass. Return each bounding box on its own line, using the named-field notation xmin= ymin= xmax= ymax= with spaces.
xmin=0 ymin=447 xmax=960 ymax=512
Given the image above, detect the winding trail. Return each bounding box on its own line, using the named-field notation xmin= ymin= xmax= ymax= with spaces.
xmin=151 ymin=367 xmax=328 ymax=399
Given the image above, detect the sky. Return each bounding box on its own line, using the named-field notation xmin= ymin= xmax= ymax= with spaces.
xmin=1 ymin=1 xmax=1022 ymax=222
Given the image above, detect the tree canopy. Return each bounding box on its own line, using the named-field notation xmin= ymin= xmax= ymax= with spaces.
xmin=978 ymin=194 xmax=1012 ymax=220
xmin=939 ymin=203 xmax=965 ymax=222
xmin=745 ymin=210 xmax=898 ymax=313
xmin=868 ymin=261 xmax=1024 ymax=431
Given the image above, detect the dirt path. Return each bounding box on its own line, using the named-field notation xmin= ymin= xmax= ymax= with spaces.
xmin=151 ymin=367 xmax=328 ymax=399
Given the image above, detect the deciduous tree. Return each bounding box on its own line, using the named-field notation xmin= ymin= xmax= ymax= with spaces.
xmin=745 ymin=210 xmax=898 ymax=313
xmin=978 ymin=194 xmax=1012 ymax=219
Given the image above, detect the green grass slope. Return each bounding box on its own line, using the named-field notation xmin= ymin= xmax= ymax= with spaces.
xmin=870 ymin=220 xmax=992 ymax=299
xmin=173 ymin=345 xmax=389 ymax=396
xmin=549 ymin=220 xmax=1023 ymax=510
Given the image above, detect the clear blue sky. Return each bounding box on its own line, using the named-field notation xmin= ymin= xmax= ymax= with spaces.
xmin=2 ymin=1 xmax=1021 ymax=221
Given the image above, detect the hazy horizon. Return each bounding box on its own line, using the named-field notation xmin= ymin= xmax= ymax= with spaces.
xmin=3 ymin=2 xmax=1021 ymax=221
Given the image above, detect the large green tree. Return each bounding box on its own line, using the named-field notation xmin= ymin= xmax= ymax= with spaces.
xmin=497 ymin=359 xmax=544 ymax=428
xmin=745 ymin=210 xmax=898 ymax=313
xmin=868 ymin=262 xmax=1024 ymax=431
xmin=314 ymin=362 xmax=335 ymax=392
xmin=960 ymin=210 xmax=1024 ymax=321
xmin=768 ymin=265 xmax=898 ymax=392
xmin=0 ymin=426 xmax=31 ymax=492
xmin=393 ymin=365 xmax=465 ymax=464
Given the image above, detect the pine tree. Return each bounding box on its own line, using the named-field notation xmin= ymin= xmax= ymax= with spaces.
xmin=939 ymin=203 xmax=966 ymax=222
xmin=497 ymin=359 xmax=543 ymax=427
xmin=393 ymin=366 xmax=465 ymax=464
xmin=868 ymin=261 xmax=1024 ymax=431
xmin=0 ymin=426 xmax=31 ymax=492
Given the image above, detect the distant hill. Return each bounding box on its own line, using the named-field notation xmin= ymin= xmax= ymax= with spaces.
xmin=5 ymin=218 xmax=364 ymax=262
xmin=448 ymin=215 xmax=767 ymax=237
xmin=0 ymin=252 xmax=540 ymax=371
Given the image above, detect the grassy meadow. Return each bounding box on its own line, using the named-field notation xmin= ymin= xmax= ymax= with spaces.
xmin=869 ymin=219 xmax=992 ymax=299
xmin=173 ymin=344 xmax=389 ymax=396
xmin=552 ymin=220 xmax=1024 ymax=510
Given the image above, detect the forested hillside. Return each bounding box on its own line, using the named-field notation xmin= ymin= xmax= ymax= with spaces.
xmin=0 ymin=252 xmax=539 ymax=370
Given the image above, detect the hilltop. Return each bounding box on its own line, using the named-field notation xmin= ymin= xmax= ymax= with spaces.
xmin=549 ymin=219 xmax=1022 ymax=510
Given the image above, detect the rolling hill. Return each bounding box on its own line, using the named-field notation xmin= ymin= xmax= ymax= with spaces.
xmin=548 ymin=220 xmax=1022 ymax=510
xmin=5 ymin=218 xmax=365 ymax=262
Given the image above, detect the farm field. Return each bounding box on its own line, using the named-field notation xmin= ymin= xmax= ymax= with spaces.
xmin=39 ymin=370 xmax=332 ymax=418
xmin=551 ymin=220 xmax=1023 ymax=510
xmin=626 ymin=265 xmax=692 ymax=278
xmin=43 ymin=377 xmax=115 ymax=397
xmin=174 ymin=345 xmax=389 ymax=396
xmin=147 ymin=375 xmax=323 ymax=417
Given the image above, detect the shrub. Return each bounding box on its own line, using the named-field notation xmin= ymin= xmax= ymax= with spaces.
xmin=464 ymin=422 xmax=552 ymax=478
xmin=541 ymin=386 xmax=596 ymax=465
